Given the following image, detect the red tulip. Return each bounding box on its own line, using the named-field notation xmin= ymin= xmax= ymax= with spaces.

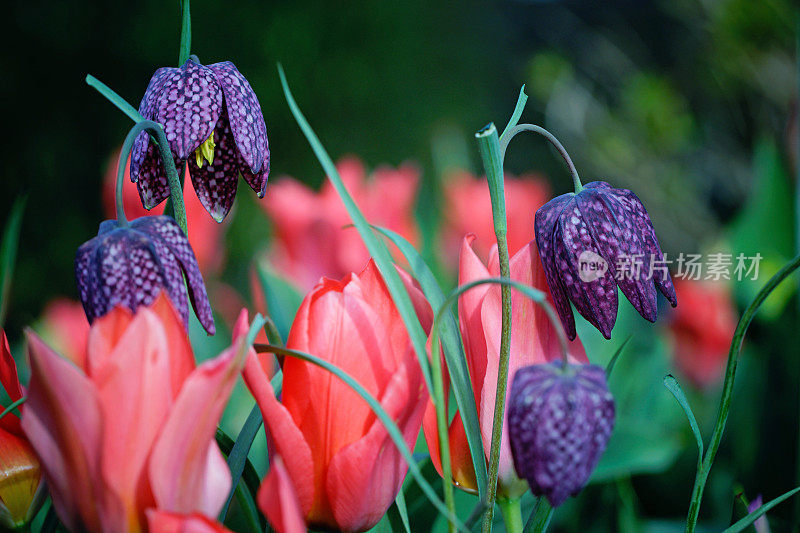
xmin=146 ymin=511 xmax=233 ymax=533
xmin=38 ymin=298 xmax=89 ymax=365
xmin=0 ymin=330 xmax=45 ymax=529
xmin=423 ymin=234 xmax=587 ymax=497
xmin=442 ymin=170 xmax=550 ymax=265
xmin=668 ymin=279 xmax=737 ymax=388
xmin=262 ymin=157 xmax=419 ymax=290
xmin=260 ymin=456 xmax=306 ymax=533
xmin=102 ymin=149 xmax=225 ymax=274
xmin=243 ymin=260 xmax=431 ymax=532
xmin=22 ymin=293 xmax=251 ymax=532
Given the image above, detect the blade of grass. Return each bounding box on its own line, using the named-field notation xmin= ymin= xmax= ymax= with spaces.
xmin=723 ymin=486 xmax=800 ymax=533
xmin=605 ymin=335 xmax=632 ymax=379
xmin=663 ymin=375 xmax=704 ymax=470
xmin=0 ymin=197 xmax=26 ymax=328
xmin=255 ymin=343 xmax=468 ymax=533
xmin=278 ymin=64 xmax=433 ymax=395
xmin=387 ymin=488 xmax=412 ymax=533
xmin=523 ymin=498 xmax=553 ymax=533
xmin=373 ymin=224 xmax=488 ymax=499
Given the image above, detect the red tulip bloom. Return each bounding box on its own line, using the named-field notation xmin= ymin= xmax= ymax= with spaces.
xmin=668 ymin=279 xmax=737 ymax=388
xmin=443 ymin=170 xmax=550 ymax=264
xmin=38 ymin=298 xmax=89 ymax=365
xmin=262 ymin=157 xmax=419 ymax=290
xmin=0 ymin=331 xmax=45 ymax=529
xmin=243 ymin=260 xmax=431 ymax=532
xmin=22 ymin=293 xmax=251 ymax=532
xmin=423 ymin=235 xmax=587 ymax=497
xmin=146 ymin=511 xmax=233 ymax=533
xmin=103 ymin=149 xmax=225 ymax=275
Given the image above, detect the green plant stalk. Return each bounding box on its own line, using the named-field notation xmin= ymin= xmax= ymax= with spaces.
xmin=0 ymin=196 xmax=25 ymax=329
xmin=498 ymin=497 xmax=523 ymax=533
xmin=178 ymin=0 xmax=191 ymax=65
xmin=523 ymin=498 xmax=554 ymax=533
xmin=476 ymin=122 xmax=512 ymax=533
xmin=499 ymin=124 xmax=582 ymax=194
xmin=685 ymin=253 xmax=800 ymax=532
xmin=85 ymin=76 xmax=188 ymax=235
xmin=429 ymin=334 xmax=456 ymax=531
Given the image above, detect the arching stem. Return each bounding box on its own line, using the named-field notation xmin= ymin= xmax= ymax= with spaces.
xmin=500 ymin=124 xmax=583 ymax=194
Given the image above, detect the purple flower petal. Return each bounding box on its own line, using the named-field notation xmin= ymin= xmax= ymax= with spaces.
xmin=508 ymin=362 xmax=615 ymax=507
xmin=187 ymin=112 xmax=240 ymax=222
xmin=134 ymin=143 xmax=181 ymax=210
xmin=535 ymin=195 xmax=578 ymax=340
xmin=577 ymin=185 xmax=657 ymax=322
xmin=237 ymin=138 xmax=269 ymax=198
xmin=208 ymin=61 xmax=269 ymax=174
xmin=554 ymin=204 xmax=618 ymax=339
xmin=131 ymin=67 xmax=173 ymax=181
xmin=129 ymin=216 xmax=215 ymax=335
xmin=155 ymin=60 xmax=223 ymax=160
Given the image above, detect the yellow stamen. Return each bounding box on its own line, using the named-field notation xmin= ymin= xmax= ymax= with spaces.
xmin=195 ymin=132 xmax=216 ymax=168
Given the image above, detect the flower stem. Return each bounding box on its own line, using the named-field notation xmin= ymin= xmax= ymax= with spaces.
xmin=500 ymin=124 xmax=583 ymax=194
xmin=178 ymin=0 xmax=191 ymax=65
xmin=498 ymin=497 xmax=523 ymax=533
xmin=685 ymin=253 xmax=800 ymax=532
xmin=430 ymin=334 xmax=457 ymax=533
xmin=476 ymin=122 xmax=511 ymax=533
xmin=114 ymin=122 xmax=156 ymax=225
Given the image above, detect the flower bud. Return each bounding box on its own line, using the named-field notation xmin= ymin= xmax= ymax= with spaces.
xmin=507 ymin=362 xmax=614 ymax=506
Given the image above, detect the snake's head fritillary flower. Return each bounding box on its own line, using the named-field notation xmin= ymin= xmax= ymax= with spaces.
xmin=74 ymin=216 xmax=215 ymax=335
xmin=534 ymin=181 xmax=677 ymax=340
xmin=131 ymin=58 xmax=269 ymax=221
xmin=507 ymin=362 xmax=614 ymax=507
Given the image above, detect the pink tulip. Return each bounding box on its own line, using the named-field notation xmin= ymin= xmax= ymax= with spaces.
xmin=442 ymin=170 xmax=550 ymax=265
xmin=423 ymin=234 xmax=587 ymax=497
xmin=22 ymin=293 xmax=251 ymax=532
xmin=102 ymin=149 xmax=225 ymax=274
xmin=0 ymin=330 xmax=45 ymax=528
xmin=38 ymin=298 xmax=89 ymax=365
xmin=262 ymin=157 xmax=419 ymax=290
xmin=260 ymin=456 xmax=306 ymax=533
xmin=243 ymin=260 xmax=431 ymax=532
xmin=146 ymin=511 xmax=233 ymax=533
xmin=668 ymin=279 xmax=737 ymax=388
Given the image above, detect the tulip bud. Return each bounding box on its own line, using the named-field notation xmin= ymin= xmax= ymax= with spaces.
xmin=74 ymin=215 xmax=214 ymax=334
xmin=0 ymin=430 xmax=45 ymax=529
xmin=507 ymin=362 xmax=614 ymax=507
xmin=534 ymin=181 xmax=677 ymax=340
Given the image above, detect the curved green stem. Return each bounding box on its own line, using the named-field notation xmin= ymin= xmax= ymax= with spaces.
xmin=0 ymin=396 xmax=26 ymax=421
xmin=498 ymin=497 xmax=523 ymax=533
xmin=178 ymin=0 xmax=191 ymax=65
xmin=114 ymin=121 xmax=157 ymax=226
xmin=685 ymin=253 xmax=800 ymax=532
xmin=500 ymin=124 xmax=583 ymax=194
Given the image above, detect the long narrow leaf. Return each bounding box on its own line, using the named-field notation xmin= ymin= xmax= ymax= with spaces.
xmin=723 ymin=486 xmax=800 ymax=533
xmin=523 ymin=497 xmax=554 ymax=533
xmin=663 ymin=375 xmax=704 ymax=466
xmin=85 ymin=75 xmax=143 ymax=123
xmin=387 ymin=489 xmax=411 ymax=533
xmin=256 ymin=343 xmax=468 ymax=533
xmin=220 ymin=405 xmax=264 ymax=520
xmin=278 ymin=65 xmax=434 ymax=395
xmin=0 ymin=196 xmax=26 ymax=328
xmin=373 ymin=224 xmax=488 ymax=499
xmin=605 ymin=335 xmax=632 ymax=378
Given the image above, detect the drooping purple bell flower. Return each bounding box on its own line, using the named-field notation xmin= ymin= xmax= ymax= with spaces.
xmin=131 ymin=58 xmax=270 ymax=222
xmin=74 ymin=215 xmax=215 ymax=335
xmin=507 ymin=362 xmax=614 ymax=507
xmin=534 ymin=181 xmax=677 ymax=340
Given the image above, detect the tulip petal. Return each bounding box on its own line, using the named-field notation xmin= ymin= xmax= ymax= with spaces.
xmin=90 ymin=309 xmax=173 ymax=522
xmin=22 ymin=332 xmax=115 ymax=532
xmin=326 ymin=356 xmax=427 ymax=532
xmin=207 ymin=61 xmax=268 ymax=175
xmin=0 ymin=427 xmax=42 ymax=525
xmin=146 ymin=510 xmax=233 ymax=533
xmin=132 ymin=67 xmax=173 ymax=182
xmin=156 ymin=60 xmax=223 ymax=160
xmin=0 ymin=332 xmax=23 ymax=437
xmin=148 ymin=332 xmax=245 ymax=516
xmin=242 ymin=352 xmax=315 ymax=515
xmin=187 ymin=111 xmax=240 ymax=222
xmin=457 ymin=235 xmax=491 ymax=397
xmin=534 ymin=195 xmax=578 ymax=340
xmin=259 ymin=456 xmax=307 ymax=533
xmin=130 ymin=216 xmax=215 ymax=335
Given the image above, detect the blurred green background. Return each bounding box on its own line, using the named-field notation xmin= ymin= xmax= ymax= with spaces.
xmin=2 ymin=0 xmax=799 ymax=531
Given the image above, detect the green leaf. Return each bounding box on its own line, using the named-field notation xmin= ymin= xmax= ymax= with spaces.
xmin=605 ymin=335 xmax=632 ymax=379
xmin=259 ymin=343 xmax=468 ymax=533
xmin=278 ymin=64 xmax=434 ymax=395
xmin=523 ymin=497 xmax=554 ymax=533
xmin=85 ymin=75 xmax=144 ymax=123
xmin=387 ymin=489 xmax=412 ymax=533
xmin=0 ymin=196 xmax=25 ymax=328
xmin=372 ymin=224 xmax=488 ymax=499
xmin=723 ymin=486 xmax=800 ymax=533
xmin=663 ymin=375 xmax=704 ymax=467
xmin=220 ymin=404 xmax=264 ymax=521
xmin=256 ymin=260 xmax=302 ymax=342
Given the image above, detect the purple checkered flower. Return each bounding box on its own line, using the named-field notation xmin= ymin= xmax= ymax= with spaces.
xmin=507 ymin=362 xmax=614 ymax=507
xmin=131 ymin=58 xmax=270 ymax=222
xmin=534 ymin=181 xmax=677 ymax=340
xmin=74 ymin=216 xmax=215 ymax=335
